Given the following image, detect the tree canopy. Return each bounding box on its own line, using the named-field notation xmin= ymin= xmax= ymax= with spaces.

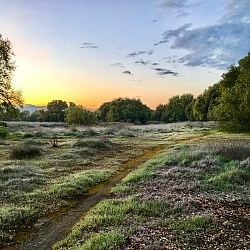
xmin=98 ymin=98 xmax=152 ymax=124
xmin=0 ymin=33 xmax=23 ymax=119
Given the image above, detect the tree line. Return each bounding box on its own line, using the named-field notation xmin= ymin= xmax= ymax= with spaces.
xmin=1 ymin=33 xmax=249 ymax=131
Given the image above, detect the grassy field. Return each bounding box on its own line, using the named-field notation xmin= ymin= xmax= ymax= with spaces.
xmin=1 ymin=121 xmax=249 ymax=249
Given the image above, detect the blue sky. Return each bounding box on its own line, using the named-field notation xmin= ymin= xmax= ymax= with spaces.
xmin=0 ymin=0 xmax=249 ymax=108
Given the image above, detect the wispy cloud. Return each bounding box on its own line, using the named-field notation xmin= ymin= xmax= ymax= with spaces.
xmin=134 ymin=60 xmax=148 ymax=65
xmin=127 ymin=50 xmax=153 ymax=57
xmin=122 ymin=70 xmax=133 ymax=75
xmin=110 ymin=63 xmax=124 ymax=68
xmin=157 ymin=0 xmax=250 ymax=69
xmin=80 ymin=42 xmax=98 ymax=49
xmin=153 ymin=68 xmax=179 ymax=76
xmin=160 ymin=0 xmax=200 ymax=17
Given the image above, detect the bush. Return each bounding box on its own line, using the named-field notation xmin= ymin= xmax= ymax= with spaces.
xmin=0 ymin=121 xmax=8 ymax=127
xmin=10 ymin=144 xmax=43 ymax=159
xmin=0 ymin=127 xmax=8 ymax=139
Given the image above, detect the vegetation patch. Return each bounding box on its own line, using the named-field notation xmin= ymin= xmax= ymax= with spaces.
xmin=73 ymin=139 xmax=114 ymax=150
xmin=49 ymin=169 xmax=113 ymax=198
xmin=75 ymin=230 xmax=125 ymax=250
xmin=54 ymin=197 xmax=174 ymax=249
xmin=10 ymin=143 xmax=43 ymax=159
xmin=166 ymin=215 xmax=215 ymax=243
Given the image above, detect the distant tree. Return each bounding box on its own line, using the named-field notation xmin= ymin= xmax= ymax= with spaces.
xmin=97 ymin=101 xmax=111 ymax=122
xmin=45 ymin=100 xmax=68 ymax=122
xmin=153 ymin=104 xmax=166 ymax=121
xmin=65 ymin=105 xmax=97 ymax=125
xmin=0 ymin=33 xmax=23 ymax=118
xmin=102 ymin=98 xmax=151 ymax=124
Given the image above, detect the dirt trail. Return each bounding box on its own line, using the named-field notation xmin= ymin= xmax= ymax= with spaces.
xmin=5 ymin=134 xmax=208 ymax=250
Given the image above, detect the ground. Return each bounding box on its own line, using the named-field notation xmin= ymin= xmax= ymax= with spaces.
xmin=0 ymin=122 xmax=249 ymax=249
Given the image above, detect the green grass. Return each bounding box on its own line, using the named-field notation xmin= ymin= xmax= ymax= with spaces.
xmin=0 ymin=204 xmax=37 ymax=230
xmin=166 ymin=215 xmax=214 ymax=243
xmin=49 ymin=169 xmax=113 ymax=198
xmin=54 ymin=197 xmax=175 ymax=249
xmin=0 ymin=169 xmax=113 ymax=232
xmin=202 ymin=162 xmax=250 ymax=191
xmin=122 ymin=151 xmax=167 ymax=183
xmin=75 ymin=231 xmax=125 ymax=250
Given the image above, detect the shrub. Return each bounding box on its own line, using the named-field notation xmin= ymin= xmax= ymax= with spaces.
xmin=0 ymin=127 xmax=8 ymax=139
xmin=0 ymin=121 xmax=8 ymax=127
xmin=10 ymin=144 xmax=43 ymax=159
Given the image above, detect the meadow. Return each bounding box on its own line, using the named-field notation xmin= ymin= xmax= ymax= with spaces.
xmin=0 ymin=121 xmax=249 ymax=249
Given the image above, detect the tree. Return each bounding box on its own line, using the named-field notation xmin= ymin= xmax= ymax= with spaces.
xmin=97 ymin=101 xmax=111 ymax=122
xmin=163 ymin=94 xmax=194 ymax=122
xmin=0 ymin=34 xmax=23 ymax=118
xmin=65 ymin=105 xmax=97 ymax=125
xmin=213 ymin=53 xmax=250 ymax=132
xmin=192 ymin=84 xmax=220 ymax=121
xmin=101 ymin=98 xmax=152 ymax=124
xmin=45 ymin=100 xmax=68 ymax=122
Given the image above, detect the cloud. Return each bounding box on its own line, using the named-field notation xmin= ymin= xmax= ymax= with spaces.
xmin=134 ymin=60 xmax=148 ymax=65
xmin=151 ymin=62 xmax=159 ymax=66
xmin=127 ymin=50 xmax=153 ymax=57
xmin=153 ymin=68 xmax=179 ymax=76
xmin=122 ymin=70 xmax=132 ymax=75
xmin=80 ymin=42 xmax=98 ymax=49
xmin=110 ymin=63 xmax=124 ymax=68
xmin=160 ymin=0 xmax=200 ymax=17
xmin=158 ymin=0 xmax=250 ymax=69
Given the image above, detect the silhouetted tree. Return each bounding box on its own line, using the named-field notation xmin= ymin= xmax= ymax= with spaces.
xmin=45 ymin=100 xmax=68 ymax=122
xmin=0 ymin=33 xmax=23 ymax=119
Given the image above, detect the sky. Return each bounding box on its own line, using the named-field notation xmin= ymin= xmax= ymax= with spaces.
xmin=0 ymin=0 xmax=249 ymax=109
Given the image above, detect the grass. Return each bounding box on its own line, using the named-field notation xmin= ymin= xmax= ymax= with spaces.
xmin=165 ymin=215 xmax=215 ymax=244
xmin=73 ymin=139 xmax=113 ymax=150
xmin=2 ymin=121 xmax=249 ymax=248
xmin=54 ymin=197 xmax=176 ymax=249
xmin=49 ymin=169 xmax=113 ymax=198
xmin=75 ymin=230 xmax=125 ymax=250
xmin=202 ymin=163 xmax=250 ymax=191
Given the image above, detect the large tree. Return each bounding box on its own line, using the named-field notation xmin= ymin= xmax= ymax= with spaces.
xmin=45 ymin=100 xmax=68 ymax=122
xmin=213 ymin=53 xmax=250 ymax=132
xmin=0 ymin=33 xmax=23 ymax=117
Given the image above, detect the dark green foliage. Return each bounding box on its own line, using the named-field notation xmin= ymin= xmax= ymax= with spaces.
xmin=155 ymin=94 xmax=194 ymax=122
xmin=98 ymin=98 xmax=152 ymax=124
xmin=0 ymin=126 xmax=8 ymax=139
xmin=66 ymin=105 xmax=97 ymax=125
xmin=45 ymin=100 xmax=68 ymax=122
xmin=193 ymin=52 xmax=250 ymax=131
xmin=11 ymin=144 xmax=43 ymax=159
xmin=0 ymin=33 xmax=23 ymax=119
xmin=192 ymin=84 xmax=220 ymax=121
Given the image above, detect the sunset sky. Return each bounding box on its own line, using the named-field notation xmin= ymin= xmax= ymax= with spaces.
xmin=0 ymin=0 xmax=249 ymax=109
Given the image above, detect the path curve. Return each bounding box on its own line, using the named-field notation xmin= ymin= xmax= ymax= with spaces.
xmin=4 ymin=134 xmax=208 ymax=250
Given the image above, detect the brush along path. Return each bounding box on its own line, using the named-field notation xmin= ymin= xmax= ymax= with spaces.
xmin=6 ymin=133 xmax=208 ymax=250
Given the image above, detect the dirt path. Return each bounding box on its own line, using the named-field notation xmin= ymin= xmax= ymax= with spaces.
xmin=5 ymin=134 xmax=208 ymax=250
